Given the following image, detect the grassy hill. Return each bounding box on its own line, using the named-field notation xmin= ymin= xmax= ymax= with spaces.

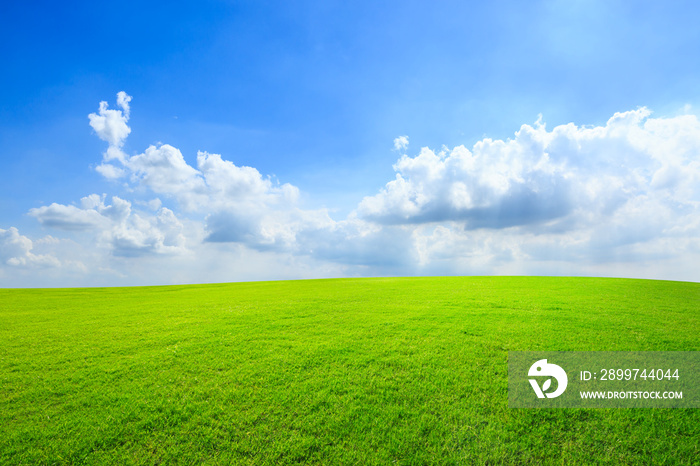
xmin=1 ymin=276 xmax=698 ymax=464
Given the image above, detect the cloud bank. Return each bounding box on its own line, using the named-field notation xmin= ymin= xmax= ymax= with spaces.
xmin=356 ymin=109 xmax=699 ymax=278
xmin=4 ymin=93 xmax=698 ymax=285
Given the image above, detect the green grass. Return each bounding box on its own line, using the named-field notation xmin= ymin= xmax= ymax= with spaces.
xmin=1 ymin=276 xmax=698 ymax=465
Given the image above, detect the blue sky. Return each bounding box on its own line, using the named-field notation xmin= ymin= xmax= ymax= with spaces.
xmin=2 ymin=0 xmax=700 ymax=286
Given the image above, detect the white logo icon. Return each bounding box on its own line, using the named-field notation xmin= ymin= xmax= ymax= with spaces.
xmin=528 ymin=359 xmax=568 ymax=398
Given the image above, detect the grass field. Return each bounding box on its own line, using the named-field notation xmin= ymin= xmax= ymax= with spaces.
xmin=1 ymin=276 xmax=698 ymax=464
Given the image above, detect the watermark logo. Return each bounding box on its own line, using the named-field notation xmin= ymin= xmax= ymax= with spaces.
xmin=528 ymin=359 xmax=568 ymax=399
xmin=509 ymin=352 xmax=697 ymax=408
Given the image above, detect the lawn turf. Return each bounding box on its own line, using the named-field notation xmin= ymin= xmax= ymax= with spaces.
xmin=1 ymin=276 xmax=698 ymax=464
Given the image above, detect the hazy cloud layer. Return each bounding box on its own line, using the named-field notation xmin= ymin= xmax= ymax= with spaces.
xmin=13 ymin=93 xmax=700 ymax=285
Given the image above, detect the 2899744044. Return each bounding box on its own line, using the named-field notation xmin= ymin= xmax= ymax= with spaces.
xmin=579 ymin=369 xmax=680 ymax=381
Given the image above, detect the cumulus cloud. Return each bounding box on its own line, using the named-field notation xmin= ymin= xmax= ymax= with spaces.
xmin=28 ymin=202 xmax=106 ymax=231
xmin=108 ymin=206 xmax=186 ymax=257
xmin=109 ymin=146 xmax=310 ymax=246
xmin=358 ymin=145 xmax=567 ymax=227
xmin=195 ymin=151 xmax=315 ymax=250
xmin=82 ymin=93 xmax=403 ymax=267
xmin=0 ymin=227 xmax=61 ymax=268
xmin=116 ymin=146 xmax=301 ymax=213
xmin=89 ymin=91 xmax=131 ymax=150
xmin=30 ymin=195 xmax=186 ymax=257
xmin=95 ymin=162 xmax=125 ymax=179
xmin=127 ymin=145 xmax=209 ymax=210
xmin=86 ymin=94 xmax=323 ymax=250
xmin=393 ymin=135 xmax=409 ymax=151
xmin=352 ymin=109 xmax=700 ymax=279
xmin=205 ymin=206 xmax=332 ymax=251
xmin=89 ymin=92 xmax=133 ymax=177
xmin=359 ymin=109 xmax=700 ymax=233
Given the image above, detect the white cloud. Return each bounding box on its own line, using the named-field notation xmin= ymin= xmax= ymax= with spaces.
xmin=87 ymin=94 xmax=323 ymax=248
xmin=116 ymin=91 xmax=132 ymax=118
xmin=28 ymin=202 xmax=107 ymax=230
xmin=349 ymin=108 xmax=700 ymax=280
xmin=359 ymin=109 xmax=700 ymax=234
xmin=95 ymin=161 xmax=126 ymax=179
xmin=0 ymin=227 xmax=61 ymax=268
xmin=90 ymin=92 xmax=132 ymax=176
xmin=137 ymin=198 xmax=163 ymax=211
xmin=393 ymin=135 xmax=409 ymax=151
xmin=106 ymin=206 xmax=186 ymax=257
xmin=89 ymin=91 xmax=131 ymax=148
xmin=195 ymin=151 xmax=317 ymax=249
xmin=109 ymin=146 xmax=313 ymax=246
xmin=126 ymin=144 xmax=209 ymax=210
xmin=30 ymin=195 xmax=187 ymax=257
xmin=197 ymin=151 xmax=300 ymax=207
